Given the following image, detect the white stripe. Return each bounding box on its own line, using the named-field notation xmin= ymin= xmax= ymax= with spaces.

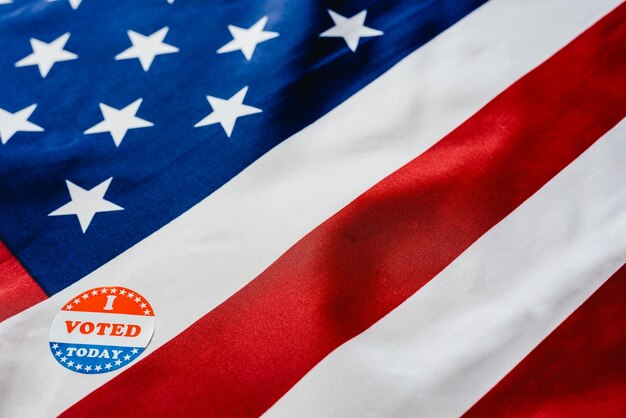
xmin=265 ymin=119 xmax=626 ymax=418
xmin=0 ymin=0 xmax=619 ymax=416
xmin=49 ymin=311 xmax=154 ymax=347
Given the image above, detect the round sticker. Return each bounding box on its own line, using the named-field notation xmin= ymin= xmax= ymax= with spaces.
xmin=49 ymin=286 xmax=155 ymax=374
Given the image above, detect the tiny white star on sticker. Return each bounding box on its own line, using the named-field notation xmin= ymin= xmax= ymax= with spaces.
xmin=48 ymin=0 xmax=83 ymax=10
xmin=48 ymin=178 xmax=124 ymax=233
xmin=135 ymin=297 xmax=141 ymax=302
xmin=65 ymin=304 xmax=73 ymax=310
xmin=15 ymin=32 xmax=78 ymax=77
xmin=55 ymin=351 xmax=62 ymax=356
xmin=0 ymin=104 xmax=44 ymax=145
xmin=115 ymin=27 xmax=179 ymax=71
xmin=217 ymin=16 xmax=279 ymax=61
xmin=67 ymin=361 xmax=74 ymax=367
xmin=73 ymin=298 xmax=81 ymax=304
xmin=52 ymin=343 xmax=59 ymax=349
xmin=82 ymin=293 xmax=89 ymax=299
xmin=115 ymin=360 xmax=122 ymax=366
xmin=144 ymin=309 xmax=151 ymax=315
xmin=85 ymin=365 xmax=92 ymax=371
xmin=105 ymin=363 xmax=112 ymax=369
xmin=127 ymin=292 xmax=135 ymax=299
xmin=319 ymin=9 xmax=383 ymax=52
xmin=140 ymin=302 xmax=147 ymax=308
xmin=123 ymin=354 xmax=131 ymax=361
xmin=120 ymin=289 xmax=127 ymax=295
xmin=84 ymin=98 xmax=153 ymax=147
xmin=194 ymin=86 xmax=261 ymax=138
xmin=91 ymin=289 xmax=99 ymax=296
xmin=110 ymin=288 xmax=117 ymax=294
xmin=100 ymin=288 xmax=109 ymax=294
xmin=95 ymin=365 xmax=102 ymax=371
xmin=131 ymin=348 xmax=139 ymax=354
xmin=61 ymin=357 xmax=67 ymax=362
xmin=75 ymin=363 xmax=82 ymax=370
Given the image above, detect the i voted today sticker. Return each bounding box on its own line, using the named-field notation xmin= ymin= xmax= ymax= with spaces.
xmin=49 ymin=286 xmax=155 ymax=374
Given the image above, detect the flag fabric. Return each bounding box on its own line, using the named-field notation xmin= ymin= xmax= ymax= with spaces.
xmin=0 ymin=0 xmax=624 ymax=416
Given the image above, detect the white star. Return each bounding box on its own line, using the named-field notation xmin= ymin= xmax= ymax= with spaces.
xmin=75 ymin=363 xmax=82 ymax=370
xmin=123 ymin=354 xmax=131 ymax=361
xmin=48 ymin=0 xmax=83 ymax=10
xmin=52 ymin=343 xmax=59 ymax=349
xmin=73 ymin=298 xmax=81 ymax=304
xmin=61 ymin=357 xmax=67 ymax=362
xmin=105 ymin=363 xmax=112 ymax=369
xmin=115 ymin=27 xmax=179 ymax=71
xmin=65 ymin=304 xmax=73 ymax=310
xmin=110 ymin=288 xmax=118 ymax=294
xmin=319 ymin=9 xmax=383 ymax=52
xmin=119 ymin=289 xmax=126 ymax=295
xmin=140 ymin=302 xmax=146 ymax=308
xmin=84 ymin=365 xmax=92 ymax=371
xmin=217 ymin=16 xmax=279 ymax=61
xmin=55 ymin=351 xmax=62 ymax=356
xmin=95 ymin=365 xmax=102 ymax=371
xmin=114 ymin=360 xmax=122 ymax=366
xmin=0 ymin=105 xmax=44 ymax=144
xmin=48 ymin=178 xmax=124 ymax=233
xmin=15 ymin=33 xmax=78 ymax=77
xmin=143 ymin=309 xmax=151 ymax=315
xmin=67 ymin=361 xmax=74 ymax=367
xmin=131 ymin=348 xmax=139 ymax=354
xmin=91 ymin=289 xmax=99 ymax=296
xmin=82 ymin=293 xmax=89 ymax=299
xmin=127 ymin=292 xmax=135 ymax=299
xmin=84 ymin=99 xmax=153 ymax=146
xmin=194 ymin=86 xmax=261 ymax=137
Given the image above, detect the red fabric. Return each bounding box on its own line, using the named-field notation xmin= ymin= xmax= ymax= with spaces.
xmin=0 ymin=241 xmax=46 ymax=322
xmin=64 ymin=5 xmax=626 ymax=417
xmin=464 ymin=263 xmax=626 ymax=418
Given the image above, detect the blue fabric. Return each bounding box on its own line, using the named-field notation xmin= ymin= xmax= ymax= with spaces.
xmin=0 ymin=0 xmax=487 ymax=294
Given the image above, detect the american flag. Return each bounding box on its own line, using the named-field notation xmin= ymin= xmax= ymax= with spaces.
xmin=0 ymin=0 xmax=625 ymax=416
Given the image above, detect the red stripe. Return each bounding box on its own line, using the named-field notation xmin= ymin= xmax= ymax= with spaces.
xmin=463 ymin=263 xmax=626 ymax=418
xmin=0 ymin=241 xmax=46 ymax=322
xmin=64 ymin=5 xmax=626 ymax=417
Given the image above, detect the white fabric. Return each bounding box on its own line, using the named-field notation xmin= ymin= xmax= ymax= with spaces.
xmin=0 ymin=0 xmax=619 ymax=416
xmin=266 ymin=119 xmax=626 ymax=418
